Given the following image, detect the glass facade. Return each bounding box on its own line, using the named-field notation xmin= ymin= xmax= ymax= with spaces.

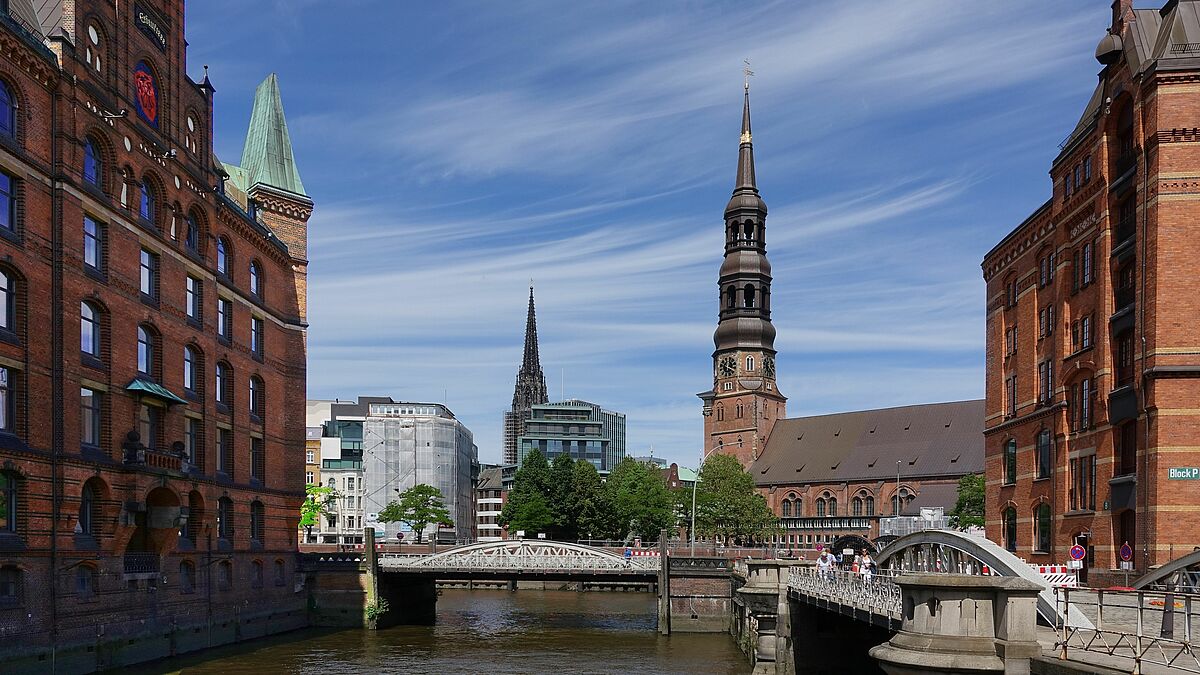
xmin=516 ymin=400 xmax=626 ymax=472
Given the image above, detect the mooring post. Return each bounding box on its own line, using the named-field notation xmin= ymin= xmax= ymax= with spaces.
xmin=659 ymin=528 xmax=671 ymax=635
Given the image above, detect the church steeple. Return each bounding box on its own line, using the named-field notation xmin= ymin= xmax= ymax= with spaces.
xmin=699 ymin=84 xmax=786 ymax=468
xmin=504 ymin=286 xmax=549 ymax=464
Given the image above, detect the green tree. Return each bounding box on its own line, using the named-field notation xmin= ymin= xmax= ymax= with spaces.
xmin=604 ymin=458 xmax=673 ymax=541
xmin=378 ymin=483 xmax=452 ymax=544
xmin=948 ymin=473 xmax=985 ymax=530
xmin=299 ymin=484 xmax=337 ymax=538
xmin=500 ymin=449 xmax=555 ymax=535
xmin=695 ymin=454 xmax=777 ymax=545
xmin=571 ymin=459 xmax=609 ymax=540
xmin=548 ymin=452 xmax=578 ymax=540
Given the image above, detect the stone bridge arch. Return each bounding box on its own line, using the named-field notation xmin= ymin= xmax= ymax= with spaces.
xmin=875 ymin=529 xmax=1092 ymax=628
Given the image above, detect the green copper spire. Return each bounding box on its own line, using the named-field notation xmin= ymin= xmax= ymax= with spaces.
xmin=239 ymin=73 xmax=306 ymax=197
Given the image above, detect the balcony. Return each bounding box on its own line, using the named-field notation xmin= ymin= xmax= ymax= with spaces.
xmin=1113 ymin=147 xmax=1139 ymax=181
xmin=1114 ymin=287 xmax=1134 ymax=313
xmin=123 ymin=552 xmax=160 ymax=576
xmin=1108 ymin=386 xmax=1138 ymax=425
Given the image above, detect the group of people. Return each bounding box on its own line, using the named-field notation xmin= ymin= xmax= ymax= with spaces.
xmin=814 ymin=548 xmax=876 ymax=582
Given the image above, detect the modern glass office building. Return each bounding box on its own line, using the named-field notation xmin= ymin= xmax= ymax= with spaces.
xmin=517 ymin=400 xmax=626 ymax=473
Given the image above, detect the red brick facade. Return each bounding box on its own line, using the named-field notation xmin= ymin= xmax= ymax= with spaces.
xmin=982 ymin=0 xmax=1200 ymax=585
xmin=0 ymin=1 xmax=309 ymax=662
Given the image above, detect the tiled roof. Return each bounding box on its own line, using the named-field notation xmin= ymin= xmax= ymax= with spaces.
xmin=752 ymin=400 xmax=984 ymax=487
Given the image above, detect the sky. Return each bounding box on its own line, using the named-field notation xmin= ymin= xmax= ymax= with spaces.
xmin=186 ymin=0 xmax=1112 ymax=469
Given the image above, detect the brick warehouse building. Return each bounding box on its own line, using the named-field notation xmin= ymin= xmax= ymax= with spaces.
xmin=982 ymin=0 xmax=1200 ymax=585
xmin=0 ymin=1 xmax=311 ymax=669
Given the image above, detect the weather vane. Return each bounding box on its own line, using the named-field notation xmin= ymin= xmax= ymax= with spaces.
xmin=743 ymin=59 xmax=754 ymax=91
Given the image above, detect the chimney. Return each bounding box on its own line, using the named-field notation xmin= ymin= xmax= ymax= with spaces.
xmin=1112 ymin=0 xmax=1134 ymax=33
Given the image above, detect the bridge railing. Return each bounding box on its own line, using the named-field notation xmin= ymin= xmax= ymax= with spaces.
xmin=788 ymin=566 xmax=901 ymax=618
xmin=382 ymin=552 xmax=660 ymax=572
xmin=1055 ymin=586 xmax=1200 ymax=673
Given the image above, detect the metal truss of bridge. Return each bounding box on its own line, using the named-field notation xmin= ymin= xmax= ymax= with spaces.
xmin=378 ymin=540 xmax=660 ymax=580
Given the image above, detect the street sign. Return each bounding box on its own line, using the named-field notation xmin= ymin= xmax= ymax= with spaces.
xmin=1120 ymin=542 xmax=1133 ymax=562
xmin=1069 ymin=544 xmax=1087 ymax=561
xmin=1169 ymin=467 xmax=1200 ymax=480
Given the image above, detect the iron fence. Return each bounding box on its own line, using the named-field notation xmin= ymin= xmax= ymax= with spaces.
xmin=788 ymin=566 xmax=901 ymax=619
xmin=1055 ymin=586 xmax=1200 ymax=674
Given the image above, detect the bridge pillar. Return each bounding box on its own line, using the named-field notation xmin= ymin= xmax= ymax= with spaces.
xmin=732 ymin=560 xmax=794 ymax=675
xmin=869 ymin=574 xmax=1043 ymax=675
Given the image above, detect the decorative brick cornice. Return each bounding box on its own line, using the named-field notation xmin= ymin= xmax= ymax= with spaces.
xmin=0 ymin=31 xmax=58 ymax=88
xmin=255 ymin=192 xmax=312 ymax=220
xmin=1160 ymin=175 xmax=1200 ymax=195
xmin=1156 ymin=128 xmax=1200 ymax=145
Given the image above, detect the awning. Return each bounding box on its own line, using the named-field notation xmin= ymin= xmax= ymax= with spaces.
xmin=125 ymin=378 xmax=188 ymax=406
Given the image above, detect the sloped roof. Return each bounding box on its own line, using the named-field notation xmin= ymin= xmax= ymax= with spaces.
xmin=899 ymin=481 xmax=960 ymax=516
xmin=477 ymin=467 xmax=504 ymax=491
xmin=228 ymin=73 xmax=306 ymax=197
xmin=32 ymin=0 xmax=62 ymax=38
xmin=751 ymin=400 xmax=984 ymax=487
xmin=1150 ymin=0 xmax=1200 ymax=69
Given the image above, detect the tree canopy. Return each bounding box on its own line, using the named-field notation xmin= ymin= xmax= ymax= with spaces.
xmin=694 ymin=454 xmax=777 ymax=544
xmin=378 ymin=483 xmax=452 ymax=543
xmin=604 ymin=457 xmax=673 ymax=541
xmin=948 ymin=473 xmax=985 ymax=530
xmin=299 ymin=484 xmax=337 ymax=532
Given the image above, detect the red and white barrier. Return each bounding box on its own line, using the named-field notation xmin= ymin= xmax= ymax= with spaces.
xmin=1030 ymin=563 xmax=1078 ymax=587
xmin=353 ymin=543 xmax=385 ymax=551
xmin=630 ymin=550 xmax=659 ymax=557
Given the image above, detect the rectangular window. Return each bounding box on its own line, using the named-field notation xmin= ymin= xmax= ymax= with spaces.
xmin=251 ymin=317 xmax=263 ymax=357
xmin=0 ymin=367 xmax=11 ymax=433
xmin=138 ymin=404 xmax=160 ymax=451
xmin=251 ymin=437 xmax=265 ymax=483
xmin=1070 ymin=455 xmax=1097 ymax=511
xmin=1116 ymin=331 xmax=1135 ymax=387
xmin=1005 ymin=375 xmax=1017 ymax=417
xmin=1037 ymin=431 xmax=1053 ymax=480
xmin=218 ymin=428 xmax=232 ymax=475
xmin=1081 ymin=243 xmax=1093 ymax=287
xmin=83 ymin=215 xmax=102 ymax=269
xmin=305 ymin=450 xmax=315 ymax=464
xmin=80 ymin=388 xmax=101 ymax=447
xmin=1071 ymin=250 xmax=1080 ymax=292
xmin=0 ymin=171 xmax=13 ymax=232
xmin=139 ymin=249 xmax=157 ymax=298
xmin=305 ymin=471 xmax=314 ymax=485
xmin=1081 ymin=315 xmax=1092 ymax=350
xmin=1081 ymin=378 xmax=1092 ymax=429
xmin=1074 ymin=164 xmax=1082 ymax=189
xmin=218 ymin=298 xmax=232 ymax=341
xmin=185 ymin=417 xmax=200 ymax=466
xmin=1083 ymin=155 xmax=1092 ymax=182
xmin=186 ymin=277 xmax=201 ymax=322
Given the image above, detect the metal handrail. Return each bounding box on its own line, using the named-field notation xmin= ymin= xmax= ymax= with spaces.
xmin=788 ymin=566 xmax=901 ymax=618
xmin=1056 ymin=586 xmax=1200 ymax=673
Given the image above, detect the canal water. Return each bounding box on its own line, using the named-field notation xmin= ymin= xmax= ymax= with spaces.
xmin=126 ymin=589 xmax=749 ymax=674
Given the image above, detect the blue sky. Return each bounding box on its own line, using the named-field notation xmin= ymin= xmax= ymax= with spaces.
xmin=186 ymin=0 xmax=1109 ymax=468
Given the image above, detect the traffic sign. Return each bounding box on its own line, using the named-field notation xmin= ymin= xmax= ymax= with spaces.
xmin=1069 ymin=544 xmax=1087 ymax=561
xmin=1120 ymin=542 xmax=1133 ymax=562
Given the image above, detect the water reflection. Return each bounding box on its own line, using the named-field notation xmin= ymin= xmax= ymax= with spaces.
xmin=127 ymin=589 xmax=748 ymax=674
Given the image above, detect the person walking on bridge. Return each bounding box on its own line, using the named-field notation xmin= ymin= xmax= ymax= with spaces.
xmin=816 ymin=549 xmax=835 ymax=581
xmin=859 ymin=549 xmax=874 ymax=583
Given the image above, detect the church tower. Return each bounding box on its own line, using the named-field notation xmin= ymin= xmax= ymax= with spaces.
xmin=503 ymin=286 xmax=549 ymax=464
xmin=698 ymin=85 xmax=786 ymax=468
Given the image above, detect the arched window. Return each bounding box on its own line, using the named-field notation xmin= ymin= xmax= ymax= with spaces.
xmin=816 ymin=498 xmax=826 ymax=517
xmin=78 ymin=482 xmax=96 ymax=535
xmin=781 ymin=499 xmax=791 ymax=517
xmin=1035 ymin=502 xmax=1052 ymax=553
xmin=250 ymin=501 xmax=265 ymax=543
xmin=75 ymin=564 xmax=96 ymax=598
xmin=217 ymin=497 xmax=233 ymax=539
xmin=84 ymin=23 xmax=104 ymax=75
xmin=137 ymin=325 xmax=154 ymax=375
xmin=743 ymin=283 xmax=756 ymax=308
xmin=185 ymin=214 xmax=199 ymax=252
xmin=726 ymin=285 xmax=736 ymax=308
xmin=81 ymin=301 xmax=100 ymax=357
xmin=251 ymin=559 xmax=264 ymax=588
xmin=1004 ymin=439 xmax=1017 ymax=485
xmin=249 ymin=376 xmax=263 ymax=417
xmin=735 ymin=402 xmax=744 ymax=419
xmin=216 ymin=237 xmax=229 ymax=275
xmin=1003 ymin=507 xmax=1018 ymax=553
xmin=138 ymin=179 xmax=154 ymax=222
xmin=249 ymin=261 xmax=262 ymax=297
xmin=0 ymin=80 xmax=15 ymax=138
xmin=183 ymin=345 xmax=199 ymax=393
xmin=83 ymin=138 xmax=102 ymax=186
xmin=892 ymin=489 xmax=912 ymax=516
xmin=215 ymin=362 xmax=230 ymax=405
xmin=179 ymin=560 xmax=195 ymax=593
xmin=274 ymin=559 xmax=285 ymax=586
xmin=0 ymin=270 xmax=13 ymax=332
xmin=217 ymin=560 xmax=233 ymax=590
xmin=852 ymin=497 xmax=863 ymax=517
xmin=743 ymin=220 xmax=754 ymax=241
xmin=828 ymin=497 xmax=837 ymax=517
xmin=715 ymin=404 xmax=724 ymax=422
xmin=747 ymin=356 xmax=756 ymax=372
xmin=866 ymin=496 xmax=875 ymax=516
xmin=0 ymin=471 xmax=17 ymax=533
